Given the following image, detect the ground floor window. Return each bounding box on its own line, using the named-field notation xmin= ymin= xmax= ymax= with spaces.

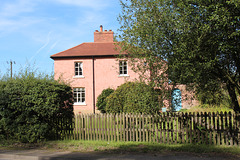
xmin=73 ymin=88 xmax=85 ymax=104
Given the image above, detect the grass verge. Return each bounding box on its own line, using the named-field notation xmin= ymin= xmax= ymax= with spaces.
xmin=182 ymin=104 xmax=233 ymax=113
xmin=1 ymin=140 xmax=240 ymax=155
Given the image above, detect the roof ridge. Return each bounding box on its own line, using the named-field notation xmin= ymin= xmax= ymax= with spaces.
xmin=84 ymin=42 xmax=116 ymax=44
xmin=50 ymin=42 xmax=124 ymax=59
xmin=50 ymin=43 xmax=85 ymax=57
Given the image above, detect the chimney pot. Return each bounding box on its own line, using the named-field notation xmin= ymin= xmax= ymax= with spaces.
xmin=94 ymin=26 xmax=114 ymax=42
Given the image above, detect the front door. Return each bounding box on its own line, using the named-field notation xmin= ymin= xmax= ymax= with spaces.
xmin=171 ymin=89 xmax=182 ymax=111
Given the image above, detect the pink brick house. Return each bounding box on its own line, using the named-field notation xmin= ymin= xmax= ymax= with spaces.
xmin=51 ymin=26 xmax=140 ymax=114
xmin=51 ymin=26 xmax=198 ymax=114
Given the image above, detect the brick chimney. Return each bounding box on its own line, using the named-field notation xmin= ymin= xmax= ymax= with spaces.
xmin=94 ymin=25 xmax=114 ymax=42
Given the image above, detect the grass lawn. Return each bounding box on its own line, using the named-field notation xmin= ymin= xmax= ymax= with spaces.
xmin=182 ymin=104 xmax=233 ymax=113
xmin=1 ymin=140 xmax=240 ymax=156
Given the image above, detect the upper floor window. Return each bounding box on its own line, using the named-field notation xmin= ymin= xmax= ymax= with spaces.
xmin=73 ymin=88 xmax=85 ymax=105
xmin=75 ymin=62 xmax=83 ymax=76
xmin=119 ymin=61 xmax=128 ymax=76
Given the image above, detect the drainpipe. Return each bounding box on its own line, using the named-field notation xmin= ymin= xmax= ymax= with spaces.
xmin=92 ymin=56 xmax=96 ymax=114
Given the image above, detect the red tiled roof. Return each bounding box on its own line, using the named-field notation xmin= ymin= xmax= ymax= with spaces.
xmin=51 ymin=42 xmax=125 ymax=58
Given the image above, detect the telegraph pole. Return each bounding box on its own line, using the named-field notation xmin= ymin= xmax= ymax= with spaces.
xmin=7 ymin=60 xmax=15 ymax=79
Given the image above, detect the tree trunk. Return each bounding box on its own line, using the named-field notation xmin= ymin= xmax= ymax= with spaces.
xmin=226 ymin=82 xmax=240 ymax=113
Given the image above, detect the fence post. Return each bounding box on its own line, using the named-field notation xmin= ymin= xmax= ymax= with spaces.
xmin=208 ymin=112 xmax=212 ymax=145
xmin=233 ymin=112 xmax=240 ymax=146
xmin=159 ymin=113 xmax=162 ymax=143
xmin=229 ymin=112 xmax=233 ymax=146
xmin=174 ymin=112 xmax=178 ymax=144
xmin=55 ymin=112 xmax=240 ymax=146
xmin=189 ymin=112 xmax=193 ymax=144
xmin=178 ymin=112 xmax=182 ymax=143
xmin=118 ymin=113 xmax=121 ymax=142
xmin=204 ymin=112 xmax=208 ymax=145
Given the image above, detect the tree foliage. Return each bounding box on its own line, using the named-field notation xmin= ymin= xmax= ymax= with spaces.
xmin=118 ymin=0 xmax=240 ymax=112
xmin=96 ymin=88 xmax=115 ymax=113
xmin=105 ymin=82 xmax=160 ymax=114
xmin=118 ymin=0 xmax=174 ymax=103
xmin=0 ymin=70 xmax=73 ymax=142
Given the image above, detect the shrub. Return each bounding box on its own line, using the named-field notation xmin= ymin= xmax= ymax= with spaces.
xmin=0 ymin=70 xmax=73 ymax=143
xmin=105 ymin=82 xmax=160 ymax=114
xmin=196 ymin=83 xmax=231 ymax=107
xmin=96 ymin=88 xmax=114 ymax=113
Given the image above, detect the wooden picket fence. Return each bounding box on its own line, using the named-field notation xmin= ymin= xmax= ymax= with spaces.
xmin=57 ymin=112 xmax=240 ymax=146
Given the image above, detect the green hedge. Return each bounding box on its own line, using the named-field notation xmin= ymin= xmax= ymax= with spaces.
xmin=96 ymin=88 xmax=115 ymax=113
xmin=105 ymin=82 xmax=160 ymax=114
xmin=0 ymin=72 xmax=73 ymax=143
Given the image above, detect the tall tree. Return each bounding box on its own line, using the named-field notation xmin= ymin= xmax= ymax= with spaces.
xmin=118 ymin=0 xmax=176 ymax=107
xmin=118 ymin=0 xmax=240 ymax=112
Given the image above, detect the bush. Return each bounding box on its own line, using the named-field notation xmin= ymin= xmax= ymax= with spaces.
xmin=105 ymin=82 xmax=160 ymax=114
xmin=96 ymin=88 xmax=114 ymax=113
xmin=196 ymin=83 xmax=231 ymax=107
xmin=0 ymin=70 xmax=73 ymax=143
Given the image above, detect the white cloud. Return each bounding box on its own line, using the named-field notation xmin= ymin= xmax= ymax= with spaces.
xmin=77 ymin=10 xmax=107 ymax=26
xmin=0 ymin=0 xmax=121 ymax=75
xmin=48 ymin=40 xmax=60 ymax=52
xmin=0 ymin=17 xmax=41 ymax=33
xmin=24 ymin=31 xmax=52 ymax=67
xmin=0 ymin=0 xmax=36 ymax=17
xmin=0 ymin=0 xmax=112 ymax=36
xmin=53 ymin=0 xmax=110 ymax=10
xmin=0 ymin=0 xmax=39 ymax=34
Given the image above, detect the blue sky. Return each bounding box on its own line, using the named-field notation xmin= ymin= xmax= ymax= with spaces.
xmin=0 ymin=0 xmax=122 ymax=76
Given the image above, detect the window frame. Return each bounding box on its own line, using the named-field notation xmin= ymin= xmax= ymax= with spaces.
xmin=119 ymin=60 xmax=128 ymax=76
xmin=74 ymin=62 xmax=84 ymax=77
xmin=73 ymin=87 xmax=86 ymax=105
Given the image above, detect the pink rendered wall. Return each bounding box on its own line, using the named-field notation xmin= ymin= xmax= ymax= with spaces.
xmin=54 ymin=57 xmax=198 ymax=114
xmin=175 ymin=84 xmax=199 ymax=109
xmin=94 ymin=57 xmax=139 ymax=104
xmin=54 ymin=57 xmax=139 ymax=114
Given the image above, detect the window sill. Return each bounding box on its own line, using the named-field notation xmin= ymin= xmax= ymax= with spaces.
xmin=118 ymin=74 xmax=129 ymax=77
xmin=73 ymin=75 xmax=85 ymax=79
xmin=74 ymin=102 xmax=87 ymax=106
